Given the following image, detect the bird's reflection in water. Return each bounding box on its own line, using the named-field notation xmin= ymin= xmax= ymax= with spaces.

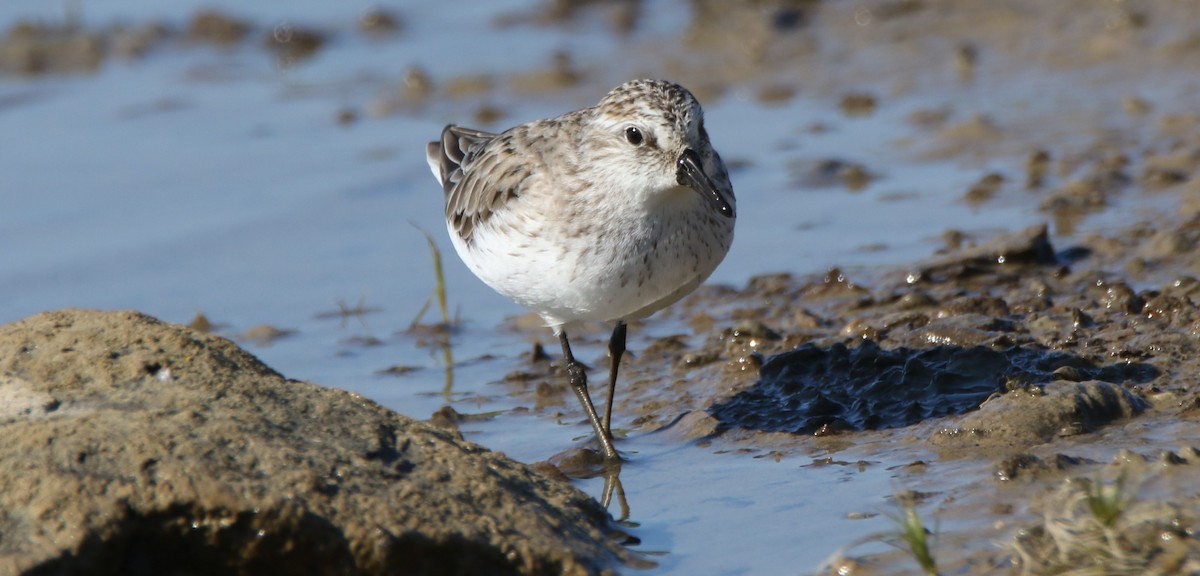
xmin=550 ymin=449 xmax=632 ymax=522
xmin=436 ymin=328 xmax=454 ymax=400
xmin=599 ymin=463 xmax=631 ymax=522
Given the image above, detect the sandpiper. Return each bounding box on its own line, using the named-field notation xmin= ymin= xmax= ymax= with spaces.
xmin=426 ymin=79 xmax=736 ymax=460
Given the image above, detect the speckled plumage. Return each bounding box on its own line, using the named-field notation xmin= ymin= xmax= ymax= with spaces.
xmin=426 ymin=79 xmax=736 ymax=459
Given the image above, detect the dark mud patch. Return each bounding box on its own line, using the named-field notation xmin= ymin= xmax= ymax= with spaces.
xmin=709 ymin=341 xmax=1157 ymax=435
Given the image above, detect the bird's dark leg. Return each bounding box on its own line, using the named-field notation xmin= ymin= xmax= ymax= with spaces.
xmin=559 ymin=331 xmax=620 ymax=460
xmin=603 ymin=321 xmax=627 ymax=439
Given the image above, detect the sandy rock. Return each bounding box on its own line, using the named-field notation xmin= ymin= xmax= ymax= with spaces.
xmin=908 ymin=224 xmax=1058 ymax=284
xmin=0 ymin=309 xmax=633 ymax=575
xmin=931 ymin=380 xmax=1147 ymax=452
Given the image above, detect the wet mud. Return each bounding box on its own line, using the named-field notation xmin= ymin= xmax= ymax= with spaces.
xmin=711 ymin=339 xmax=1155 ymax=436
xmin=495 ymin=207 xmax=1200 ymax=569
xmin=9 ymin=0 xmax=1200 ymax=572
xmin=462 ymin=1 xmax=1200 ymax=571
xmin=613 ymin=219 xmax=1200 ymax=570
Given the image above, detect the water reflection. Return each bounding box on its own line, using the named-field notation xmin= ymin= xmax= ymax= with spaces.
xmin=600 ymin=463 xmax=630 ymax=522
xmin=438 ymin=336 xmax=454 ymax=399
xmin=409 ymin=227 xmax=457 ymax=398
xmin=550 ymin=451 xmax=632 ymax=522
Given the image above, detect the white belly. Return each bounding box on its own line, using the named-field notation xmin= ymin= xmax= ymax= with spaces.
xmin=450 ymin=193 xmax=734 ymax=330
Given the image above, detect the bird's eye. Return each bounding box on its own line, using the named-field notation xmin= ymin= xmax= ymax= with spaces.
xmin=624 ymin=126 xmax=644 ymax=146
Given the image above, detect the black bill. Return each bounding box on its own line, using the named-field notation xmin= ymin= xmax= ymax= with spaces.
xmin=676 ymin=149 xmax=734 ymax=218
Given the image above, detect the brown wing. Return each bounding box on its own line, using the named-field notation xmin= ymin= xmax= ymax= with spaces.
xmin=426 ymin=125 xmax=493 ymax=193
xmin=427 ymin=125 xmax=533 ymax=245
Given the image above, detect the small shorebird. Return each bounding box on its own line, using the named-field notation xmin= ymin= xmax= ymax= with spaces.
xmin=426 ymin=79 xmax=736 ymax=460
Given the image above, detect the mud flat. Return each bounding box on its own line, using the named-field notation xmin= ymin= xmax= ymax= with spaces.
xmin=509 ymin=219 xmax=1200 ymax=572
xmin=7 ymin=0 xmax=1200 ymax=572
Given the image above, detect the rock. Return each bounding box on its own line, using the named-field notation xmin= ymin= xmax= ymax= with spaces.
xmin=909 ymin=225 xmax=1059 ymax=284
xmin=0 ymin=22 xmax=105 ymax=76
xmin=0 ymin=309 xmax=633 ymax=575
xmin=993 ymin=453 xmax=1092 ymax=482
xmin=186 ymin=9 xmax=251 ymax=45
xmin=932 ymin=380 xmax=1147 ymax=452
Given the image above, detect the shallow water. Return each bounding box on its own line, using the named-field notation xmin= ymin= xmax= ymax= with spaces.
xmin=0 ymin=2 xmax=1175 ymax=573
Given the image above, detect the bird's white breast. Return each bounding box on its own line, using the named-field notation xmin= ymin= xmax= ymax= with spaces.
xmin=449 ymin=182 xmax=734 ymax=330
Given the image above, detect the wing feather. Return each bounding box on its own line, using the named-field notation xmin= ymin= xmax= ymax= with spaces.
xmin=426 ymin=125 xmax=534 ymax=245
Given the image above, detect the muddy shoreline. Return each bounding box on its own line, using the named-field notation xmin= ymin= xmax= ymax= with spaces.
xmin=7 ymin=0 xmax=1200 ymax=573
xmin=486 ymin=1 xmax=1200 ymax=571
xmin=509 ymin=215 xmax=1200 ymax=572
